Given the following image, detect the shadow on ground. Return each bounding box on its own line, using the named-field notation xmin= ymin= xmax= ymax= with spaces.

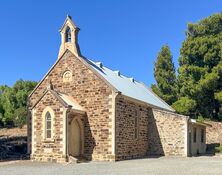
xmin=0 ymin=135 xmax=28 ymax=162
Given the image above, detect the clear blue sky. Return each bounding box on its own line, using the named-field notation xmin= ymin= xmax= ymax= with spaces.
xmin=0 ymin=0 xmax=221 ymax=87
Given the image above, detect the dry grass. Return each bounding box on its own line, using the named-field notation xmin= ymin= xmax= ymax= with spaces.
xmin=0 ymin=125 xmax=27 ymax=138
xmin=0 ymin=125 xmax=28 ymax=161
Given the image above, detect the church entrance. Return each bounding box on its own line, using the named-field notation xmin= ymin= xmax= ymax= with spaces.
xmin=68 ymin=115 xmax=84 ymax=158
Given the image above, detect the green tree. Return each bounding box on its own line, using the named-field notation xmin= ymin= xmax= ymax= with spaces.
xmin=175 ymin=13 xmax=222 ymax=120
xmin=172 ymin=97 xmax=196 ymax=116
xmin=0 ymin=86 xmax=16 ymax=125
xmin=13 ymin=80 xmax=37 ymax=108
xmin=0 ymin=80 xmax=37 ymax=127
xmin=14 ymin=106 xmax=27 ymax=128
xmin=151 ymin=45 xmax=177 ymax=105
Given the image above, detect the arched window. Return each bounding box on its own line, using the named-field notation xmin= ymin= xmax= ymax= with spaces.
xmin=65 ymin=27 xmax=71 ymax=42
xmin=45 ymin=112 xmax=52 ymax=139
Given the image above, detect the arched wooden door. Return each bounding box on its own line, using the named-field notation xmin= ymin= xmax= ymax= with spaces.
xmin=69 ymin=119 xmax=81 ymax=157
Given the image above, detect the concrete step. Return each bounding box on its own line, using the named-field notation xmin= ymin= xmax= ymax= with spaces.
xmin=68 ymin=156 xmax=88 ymax=164
xmin=68 ymin=156 xmax=78 ymax=164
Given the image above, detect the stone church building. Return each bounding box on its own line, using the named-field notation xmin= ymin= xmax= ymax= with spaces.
xmin=27 ymin=16 xmax=208 ymax=163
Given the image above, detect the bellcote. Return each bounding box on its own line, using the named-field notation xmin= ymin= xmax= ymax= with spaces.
xmin=58 ymin=15 xmax=81 ymax=58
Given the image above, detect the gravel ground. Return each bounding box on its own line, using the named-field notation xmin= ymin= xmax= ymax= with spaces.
xmin=0 ymin=156 xmax=222 ymax=175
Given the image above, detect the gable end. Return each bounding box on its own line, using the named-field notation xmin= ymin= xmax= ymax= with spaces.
xmin=29 ymin=49 xmax=118 ymax=100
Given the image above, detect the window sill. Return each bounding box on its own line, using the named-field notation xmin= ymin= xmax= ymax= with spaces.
xmin=42 ymin=139 xmax=55 ymax=143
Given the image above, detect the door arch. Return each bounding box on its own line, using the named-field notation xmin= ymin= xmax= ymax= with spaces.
xmin=68 ymin=118 xmax=84 ymax=157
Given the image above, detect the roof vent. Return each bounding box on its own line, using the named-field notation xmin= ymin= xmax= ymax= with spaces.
xmin=130 ymin=77 xmax=135 ymax=83
xmin=114 ymin=70 xmax=121 ymax=76
xmin=96 ymin=62 xmax=103 ymax=68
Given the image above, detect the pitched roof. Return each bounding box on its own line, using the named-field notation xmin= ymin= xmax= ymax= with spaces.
xmin=57 ymin=92 xmax=85 ymax=112
xmin=85 ymin=59 xmax=174 ymax=112
xmin=29 ymin=49 xmax=174 ymax=112
xmin=31 ymin=88 xmax=85 ymax=114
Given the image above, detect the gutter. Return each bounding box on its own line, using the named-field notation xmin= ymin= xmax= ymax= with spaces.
xmin=120 ymin=94 xmax=175 ymax=113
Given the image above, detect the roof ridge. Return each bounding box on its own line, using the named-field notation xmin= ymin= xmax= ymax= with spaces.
xmin=88 ymin=59 xmax=141 ymax=83
xmin=88 ymin=58 xmax=174 ymax=112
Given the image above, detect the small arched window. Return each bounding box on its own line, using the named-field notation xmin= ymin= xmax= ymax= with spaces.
xmin=65 ymin=27 xmax=71 ymax=43
xmin=45 ymin=112 xmax=52 ymax=139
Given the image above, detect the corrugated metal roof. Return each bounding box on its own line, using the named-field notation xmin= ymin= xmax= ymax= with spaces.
xmin=86 ymin=59 xmax=174 ymax=112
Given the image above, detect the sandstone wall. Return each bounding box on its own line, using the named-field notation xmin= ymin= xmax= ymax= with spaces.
xmin=148 ymin=109 xmax=188 ymax=156
xmin=32 ymin=91 xmax=66 ymax=162
xmin=29 ymin=51 xmax=114 ymax=161
xmin=115 ymin=96 xmax=188 ymax=160
xmin=205 ymin=121 xmax=222 ymax=144
xmin=115 ymin=96 xmax=150 ymax=160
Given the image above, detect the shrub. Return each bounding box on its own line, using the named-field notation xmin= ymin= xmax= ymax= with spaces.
xmin=215 ymin=143 xmax=222 ymax=153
